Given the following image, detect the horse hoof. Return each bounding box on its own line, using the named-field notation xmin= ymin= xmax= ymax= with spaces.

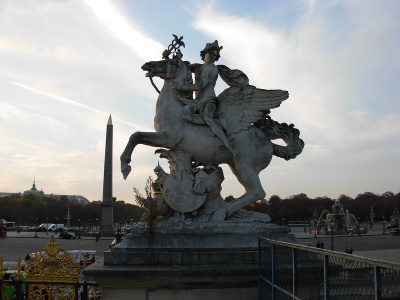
xmin=210 ymin=208 xmax=226 ymax=222
xmin=121 ymin=165 xmax=132 ymax=180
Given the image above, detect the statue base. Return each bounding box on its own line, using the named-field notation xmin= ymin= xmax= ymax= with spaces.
xmin=84 ymin=222 xmax=297 ymax=300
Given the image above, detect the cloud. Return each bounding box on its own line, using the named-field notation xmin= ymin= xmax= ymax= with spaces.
xmin=190 ymin=1 xmax=400 ymax=198
xmin=0 ymin=35 xmax=37 ymax=54
xmin=0 ymin=35 xmax=86 ymax=62
xmin=1 ymin=1 xmax=398 ymax=202
xmin=9 ymin=81 xmax=149 ymax=131
xmin=43 ymin=47 xmax=86 ymax=61
xmin=84 ymin=0 xmax=164 ymax=60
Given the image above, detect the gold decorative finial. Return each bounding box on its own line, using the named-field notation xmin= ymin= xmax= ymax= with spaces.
xmin=25 ymin=236 xmax=80 ymax=282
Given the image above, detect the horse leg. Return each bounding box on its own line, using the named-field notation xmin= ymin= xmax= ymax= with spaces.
xmin=120 ymin=131 xmax=178 ymax=179
xmin=225 ymin=162 xmax=266 ymax=217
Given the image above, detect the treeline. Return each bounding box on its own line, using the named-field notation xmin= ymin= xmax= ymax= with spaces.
xmin=235 ymin=191 xmax=400 ymax=224
xmin=1 ymin=191 xmax=399 ymax=227
xmin=0 ymin=194 xmax=143 ymax=227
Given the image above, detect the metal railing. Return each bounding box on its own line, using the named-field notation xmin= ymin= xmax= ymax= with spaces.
xmin=258 ymin=238 xmax=400 ymax=300
xmin=1 ymin=236 xmax=102 ymax=300
xmin=0 ymin=279 xmax=101 ymax=300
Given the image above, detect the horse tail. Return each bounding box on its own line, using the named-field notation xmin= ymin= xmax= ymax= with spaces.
xmin=255 ymin=115 xmax=304 ymax=160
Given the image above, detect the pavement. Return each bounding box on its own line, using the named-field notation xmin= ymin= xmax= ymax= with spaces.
xmin=1 ymin=231 xmax=112 ymax=269
xmin=290 ymin=225 xmax=400 ymax=263
xmin=1 ymin=225 xmax=399 ymax=270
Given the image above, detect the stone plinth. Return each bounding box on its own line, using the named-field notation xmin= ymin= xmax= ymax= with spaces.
xmin=84 ymin=222 xmax=296 ymax=300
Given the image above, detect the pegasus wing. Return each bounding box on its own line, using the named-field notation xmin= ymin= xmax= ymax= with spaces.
xmin=218 ymin=86 xmax=289 ymax=134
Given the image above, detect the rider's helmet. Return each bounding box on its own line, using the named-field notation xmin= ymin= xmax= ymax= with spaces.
xmin=200 ymin=40 xmax=223 ymax=62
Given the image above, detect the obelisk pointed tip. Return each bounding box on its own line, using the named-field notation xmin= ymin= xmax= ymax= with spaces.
xmin=107 ymin=114 xmax=113 ymax=125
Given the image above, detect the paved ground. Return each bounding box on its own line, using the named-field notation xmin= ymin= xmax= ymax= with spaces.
xmin=291 ymin=226 xmax=400 ymax=263
xmin=1 ymin=231 xmax=112 ymax=269
xmin=1 ymin=225 xmax=399 ymax=269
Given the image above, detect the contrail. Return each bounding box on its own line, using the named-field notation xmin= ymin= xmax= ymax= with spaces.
xmin=9 ymin=81 xmax=150 ymax=131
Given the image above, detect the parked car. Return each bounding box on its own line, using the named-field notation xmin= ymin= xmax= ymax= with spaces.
xmin=71 ymin=228 xmax=86 ymax=236
xmin=48 ymin=224 xmax=65 ymax=231
xmin=59 ymin=231 xmax=75 ymax=239
xmin=386 ymin=224 xmax=398 ymax=229
xmin=31 ymin=226 xmax=46 ymax=232
xmin=390 ymin=228 xmax=400 ymax=236
xmin=17 ymin=226 xmax=31 ymax=232
xmin=67 ymin=250 xmax=96 ymax=266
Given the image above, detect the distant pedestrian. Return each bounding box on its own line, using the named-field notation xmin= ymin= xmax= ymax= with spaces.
xmin=344 ymin=247 xmax=349 ymax=253
xmin=316 ymin=241 xmax=321 ymax=248
xmin=348 ymin=247 xmax=353 ymax=254
xmin=320 ymin=241 xmax=324 ymax=249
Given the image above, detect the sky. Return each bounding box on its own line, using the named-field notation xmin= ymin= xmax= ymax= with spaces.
xmin=0 ymin=0 xmax=399 ymax=204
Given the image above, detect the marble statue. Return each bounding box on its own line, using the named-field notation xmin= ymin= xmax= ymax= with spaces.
xmin=121 ymin=35 xmax=304 ymax=222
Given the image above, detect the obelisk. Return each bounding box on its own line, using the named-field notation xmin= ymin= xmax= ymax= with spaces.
xmin=101 ymin=114 xmax=114 ymax=233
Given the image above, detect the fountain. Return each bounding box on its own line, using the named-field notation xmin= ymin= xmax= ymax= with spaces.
xmin=312 ymin=200 xmax=365 ymax=235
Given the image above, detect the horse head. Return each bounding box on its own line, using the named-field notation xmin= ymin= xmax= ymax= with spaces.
xmin=141 ymin=55 xmax=190 ymax=81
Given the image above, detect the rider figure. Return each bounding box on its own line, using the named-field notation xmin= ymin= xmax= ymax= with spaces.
xmin=173 ymin=41 xmax=240 ymax=157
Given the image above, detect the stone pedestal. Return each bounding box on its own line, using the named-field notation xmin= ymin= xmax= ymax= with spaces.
xmin=84 ymin=222 xmax=296 ymax=300
xmin=100 ymin=204 xmax=114 ymax=234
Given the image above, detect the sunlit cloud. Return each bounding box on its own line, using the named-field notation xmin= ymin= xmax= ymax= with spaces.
xmin=0 ymin=35 xmax=37 ymax=54
xmin=84 ymin=0 xmax=164 ymax=60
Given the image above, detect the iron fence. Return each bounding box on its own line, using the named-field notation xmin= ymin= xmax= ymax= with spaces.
xmin=0 ymin=279 xmax=101 ymax=300
xmin=258 ymin=238 xmax=400 ymax=300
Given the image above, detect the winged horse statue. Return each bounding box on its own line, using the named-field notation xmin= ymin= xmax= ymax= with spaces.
xmin=120 ymin=36 xmax=304 ymax=221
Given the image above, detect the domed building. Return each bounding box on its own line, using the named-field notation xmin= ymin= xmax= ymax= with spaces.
xmin=0 ymin=179 xmax=89 ymax=207
xmin=23 ymin=179 xmax=45 ymax=197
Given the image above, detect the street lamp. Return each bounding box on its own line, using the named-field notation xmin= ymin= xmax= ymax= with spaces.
xmin=330 ymin=222 xmax=334 ymax=251
xmin=78 ymin=219 xmax=81 ymax=239
xmin=313 ymin=219 xmax=317 ymax=238
xmin=382 ymin=216 xmax=385 ymax=235
xmin=358 ymin=217 xmax=361 ymax=236
xmin=46 ymin=217 xmax=49 ymax=235
xmin=34 ymin=218 xmax=38 ymax=238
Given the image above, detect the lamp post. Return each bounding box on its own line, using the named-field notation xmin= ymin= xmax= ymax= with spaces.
xmin=46 ymin=217 xmax=49 ymax=235
xmin=313 ymin=219 xmax=317 ymax=238
xmin=78 ymin=219 xmax=81 ymax=239
xmin=382 ymin=216 xmax=385 ymax=235
xmin=330 ymin=223 xmax=334 ymax=251
xmin=34 ymin=218 xmax=38 ymax=238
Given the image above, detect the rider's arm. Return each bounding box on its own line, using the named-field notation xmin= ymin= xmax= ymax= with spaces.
xmin=178 ymin=66 xmax=218 ymax=92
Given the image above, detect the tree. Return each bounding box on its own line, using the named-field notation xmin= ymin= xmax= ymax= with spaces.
xmin=382 ymin=191 xmax=394 ymax=198
xmin=269 ymin=195 xmax=281 ymax=207
xmin=133 ymin=176 xmax=159 ymax=232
